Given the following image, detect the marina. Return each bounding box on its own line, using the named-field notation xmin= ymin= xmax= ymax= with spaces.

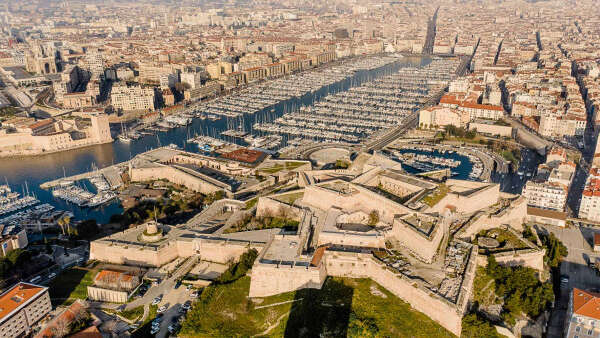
xmin=0 ymin=54 xmax=432 ymax=224
xmin=388 ymin=147 xmax=484 ymax=181
xmin=252 ymin=57 xmax=460 ymax=144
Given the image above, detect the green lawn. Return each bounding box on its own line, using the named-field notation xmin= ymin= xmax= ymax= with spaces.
xmin=120 ymin=305 xmax=145 ymax=321
xmin=472 ymin=267 xmax=498 ymax=307
xmin=179 ymin=276 xmax=454 ymax=337
xmin=131 ymin=305 xmax=158 ymax=337
xmin=260 ymin=162 xmax=307 ymax=174
xmin=244 ymin=198 xmax=258 ymax=210
xmin=48 ymin=268 xmax=98 ymax=306
xmin=272 ymin=191 xmax=304 ymax=205
xmin=422 ymin=184 xmax=449 ymax=207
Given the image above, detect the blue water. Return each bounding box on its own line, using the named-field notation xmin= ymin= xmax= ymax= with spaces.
xmin=0 ymin=56 xmax=431 ymax=224
xmin=394 ymin=148 xmax=474 ymax=180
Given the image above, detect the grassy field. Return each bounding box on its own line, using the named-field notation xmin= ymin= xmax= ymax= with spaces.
xmin=179 ymin=276 xmax=454 ymax=337
xmin=260 ymin=161 xmax=307 ymax=174
xmin=472 ymin=266 xmax=498 ymax=307
xmin=422 ymin=184 xmax=449 ymax=207
xmin=48 ymin=267 xmax=98 ymax=306
xmin=120 ymin=305 xmax=145 ymax=321
xmin=272 ymin=191 xmax=304 ymax=205
xmin=131 ymin=304 xmax=158 ymax=338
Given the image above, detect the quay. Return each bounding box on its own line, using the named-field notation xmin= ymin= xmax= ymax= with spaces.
xmin=39 ymin=147 xmax=180 ymax=190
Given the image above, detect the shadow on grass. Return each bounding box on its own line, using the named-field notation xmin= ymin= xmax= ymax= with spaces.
xmin=284 ymin=278 xmax=353 ymax=338
xmin=49 ymin=268 xmax=89 ymax=306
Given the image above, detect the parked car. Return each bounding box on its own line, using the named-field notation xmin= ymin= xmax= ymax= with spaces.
xmin=174 ymin=280 xmax=181 ymax=289
xmin=190 ymin=291 xmax=199 ymax=298
xmin=168 ymin=324 xmax=180 ymax=333
xmin=157 ymin=304 xmax=167 ymax=313
xmin=150 ymin=326 xmax=160 ymax=335
xmin=182 ymin=300 xmax=192 ymax=310
xmin=152 ymin=295 xmax=162 ymax=305
xmin=48 ymin=272 xmax=56 ymax=279
xmin=186 ymin=284 xmax=192 ymax=291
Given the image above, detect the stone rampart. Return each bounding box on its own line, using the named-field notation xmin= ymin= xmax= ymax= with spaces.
xmin=256 ymin=196 xmax=303 ymax=220
xmin=248 ymin=262 xmax=327 ymax=297
xmin=477 ymin=249 xmax=545 ymax=271
xmin=324 ymin=251 xmax=464 ymax=336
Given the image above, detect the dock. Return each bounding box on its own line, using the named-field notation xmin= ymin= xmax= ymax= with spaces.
xmin=39 ymin=147 xmax=180 ymax=190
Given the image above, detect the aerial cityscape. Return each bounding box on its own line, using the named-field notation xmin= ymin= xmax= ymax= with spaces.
xmin=0 ymin=0 xmax=599 ymax=337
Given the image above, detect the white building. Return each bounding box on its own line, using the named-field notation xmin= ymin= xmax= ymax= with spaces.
xmin=565 ymin=288 xmax=600 ymax=338
xmin=579 ymin=167 xmax=600 ymax=222
xmin=84 ymin=48 xmax=104 ymax=79
xmin=0 ymin=283 xmax=51 ymax=338
xmin=111 ymin=83 xmax=155 ymax=111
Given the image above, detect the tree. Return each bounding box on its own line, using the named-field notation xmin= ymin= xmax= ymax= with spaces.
xmin=0 ymin=260 xmax=12 ymax=279
xmin=540 ymin=233 xmax=568 ymax=268
xmin=76 ymin=220 xmax=99 ymax=240
xmin=461 ymin=313 xmax=501 ymax=338
xmin=368 ymin=210 xmax=379 ymax=226
xmin=6 ymin=249 xmax=31 ymax=267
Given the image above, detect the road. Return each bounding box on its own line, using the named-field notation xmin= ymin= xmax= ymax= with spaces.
xmin=423 ymin=7 xmax=439 ymax=54
xmin=538 ymin=224 xmax=600 ymax=338
xmin=127 ymin=256 xmax=198 ymax=336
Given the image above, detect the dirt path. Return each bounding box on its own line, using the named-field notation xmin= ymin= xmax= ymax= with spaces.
xmin=254 ymin=298 xmax=303 ymax=310
xmin=253 ymin=313 xmax=288 ymax=337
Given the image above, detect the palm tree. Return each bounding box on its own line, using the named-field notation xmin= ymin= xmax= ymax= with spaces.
xmin=57 ymin=217 xmax=65 ymax=235
xmin=57 ymin=216 xmax=71 ymax=235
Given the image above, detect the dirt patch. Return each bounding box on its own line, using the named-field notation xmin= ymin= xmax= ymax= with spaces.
xmin=370 ymin=284 xmax=387 ymax=298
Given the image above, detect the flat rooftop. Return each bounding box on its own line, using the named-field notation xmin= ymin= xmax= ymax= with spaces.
xmin=3 ymin=66 xmax=35 ymax=80
xmin=261 ymin=236 xmax=302 ymax=263
xmin=0 ymin=283 xmax=47 ymax=323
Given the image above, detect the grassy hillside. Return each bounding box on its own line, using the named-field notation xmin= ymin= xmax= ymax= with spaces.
xmin=180 ymin=276 xmax=454 ymax=337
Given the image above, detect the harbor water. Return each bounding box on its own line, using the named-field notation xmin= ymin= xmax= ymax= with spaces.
xmin=0 ymin=56 xmax=432 ymax=224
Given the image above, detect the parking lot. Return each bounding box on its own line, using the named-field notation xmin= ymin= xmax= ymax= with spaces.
xmin=126 ymin=257 xmax=199 ymax=337
xmin=538 ymin=224 xmax=600 ymax=338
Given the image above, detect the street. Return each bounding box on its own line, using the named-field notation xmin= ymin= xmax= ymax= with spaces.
xmin=537 ymin=224 xmax=600 ymax=338
xmin=126 ymin=256 xmax=198 ymax=337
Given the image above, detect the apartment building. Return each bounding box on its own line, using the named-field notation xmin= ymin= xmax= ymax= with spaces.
xmin=111 ymin=83 xmax=155 ymax=111
xmin=579 ymin=168 xmax=600 ymax=222
xmin=0 ymin=224 xmax=28 ymax=257
xmin=566 ymin=288 xmax=600 ymax=338
xmin=0 ymin=283 xmax=52 ymax=338
xmin=523 ymin=181 xmax=568 ymax=211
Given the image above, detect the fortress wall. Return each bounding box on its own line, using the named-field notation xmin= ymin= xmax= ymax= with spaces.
xmin=130 ymin=166 xmax=225 ymax=196
xmin=255 ymin=196 xmax=303 ymax=220
xmin=318 ymin=231 xmax=385 ymax=248
xmin=248 ymin=263 xmax=327 ymax=298
xmin=302 ymin=185 xmax=409 ymax=224
xmin=193 ymin=240 xmax=261 ymax=264
xmin=176 ymin=240 xmax=195 ymax=258
xmin=477 ymin=249 xmax=545 ymax=271
xmin=89 ymin=240 xmax=179 ymax=267
xmin=388 ymin=221 xmax=444 ymax=263
xmin=460 ymin=198 xmax=527 ymax=239
xmin=432 ymin=185 xmax=500 ymax=214
xmin=324 ymin=251 xmax=463 ymax=336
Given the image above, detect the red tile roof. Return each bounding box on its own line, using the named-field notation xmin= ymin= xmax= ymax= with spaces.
xmin=572 ymin=288 xmax=600 ymax=319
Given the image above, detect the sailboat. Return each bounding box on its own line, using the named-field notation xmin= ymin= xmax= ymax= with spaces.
xmin=118 ymin=123 xmax=131 ymax=143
